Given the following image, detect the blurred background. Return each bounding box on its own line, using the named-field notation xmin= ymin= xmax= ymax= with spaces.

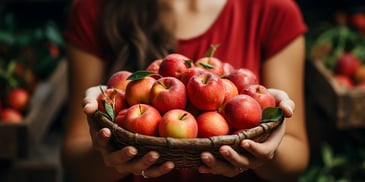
xmin=0 ymin=0 xmax=365 ymax=181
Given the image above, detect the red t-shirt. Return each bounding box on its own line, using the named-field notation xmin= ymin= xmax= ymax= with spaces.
xmin=64 ymin=0 xmax=307 ymax=181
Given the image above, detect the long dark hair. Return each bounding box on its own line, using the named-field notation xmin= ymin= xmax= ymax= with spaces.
xmin=101 ymin=0 xmax=176 ymax=75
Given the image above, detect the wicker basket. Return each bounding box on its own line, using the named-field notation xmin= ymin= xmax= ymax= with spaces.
xmin=91 ymin=110 xmax=284 ymax=169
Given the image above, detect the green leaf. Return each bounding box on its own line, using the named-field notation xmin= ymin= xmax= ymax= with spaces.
xmin=127 ymin=70 xmax=160 ymax=80
xmin=103 ymin=100 xmax=115 ymax=121
xmin=198 ymin=62 xmax=215 ymax=69
xmin=322 ymin=143 xmax=334 ymax=168
xmin=261 ymin=107 xmax=283 ymax=123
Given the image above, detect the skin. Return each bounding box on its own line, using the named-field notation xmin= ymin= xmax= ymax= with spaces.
xmin=61 ymin=0 xmax=309 ymax=182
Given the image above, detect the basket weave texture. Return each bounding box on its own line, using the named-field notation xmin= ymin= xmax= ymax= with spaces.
xmin=91 ymin=110 xmax=284 ymax=169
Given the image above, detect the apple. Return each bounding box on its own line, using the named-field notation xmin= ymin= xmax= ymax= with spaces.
xmin=334 ymin=53 xmax=361 ymax=77
xmin=334 ymin=74 xmax=354 ymax=88
xmin=351 ymin=12 xmax=365 ymax=33
xmin=0 ymin=108 xmax=23 ymax=123
xmin=107 ymin=70 xmax=132 ymax=92
xmin=220 ymin=78 xmax=239 ymax=104
xmin=125 ymin=76 xmax=156 ymax=105
xmin=221 ymin=94 xmax=262 ymax=130
xmin=121 ymin=104 xmax=161 ymax=136
xmin=97 ymin=88 xmax=127 ymax=115
xmin=158 ymin=53 xmax=192 ymax=79
xmin=150 ymin=77 xmax=187 ymax=114
xmin=196 ymin=111 xmax=230 ymax=138
xmin=180 ymin=67 xmax=208 ymax=85
xmin=146 ymin=59 xmax=163 ymax=74
xmin=114 ymin=108 xmax=128 ymax=127
xmin=225 ymin=68 xmax=258 ymax=92
xmin=159 ymin=109 xmax=198 ymax=138
xmin=195 ymin=56 xmax=224 ymax=76
xmin=186 ymin=72 xmax=225 ymax=111
xmin=240 ymin=84 xmax=276 ymax=109
xmin=223 ymin=62 xmax=235 ymax=76
xmin=6 ymin=88 xmax=30 ymax=111
xmin=353 ymin=65 xmax=365 ymax=84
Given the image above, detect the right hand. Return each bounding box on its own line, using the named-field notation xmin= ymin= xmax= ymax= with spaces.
xmin=82 ymin=86 xmax=175 ymax=178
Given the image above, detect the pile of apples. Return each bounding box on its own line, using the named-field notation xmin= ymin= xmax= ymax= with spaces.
xmin=332 ymin=52 xmax=365 ymax=88
xmin=98 ymin=50 xmax=278 ymax=138
xmin=0 ymin=88 xmax=30 ymax=123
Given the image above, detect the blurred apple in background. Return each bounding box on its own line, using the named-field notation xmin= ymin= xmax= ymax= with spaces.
xmin=121 ymin=104 xmax=161 ymax=136
xmin=150 ymin=77 xmax=187 ymax=114
xmin=196 ymin=111 xmax=229 ymax=138
xmin=334 ymin=74 xmax=354 ymax=88
xmin=334 ymin=53 xmax=361 ymax=77
xmin=159 ymin=109 xmax=198 ymax=138
xmin=6 ymin=88 xmax=30 ymax=111
xmin=0 ymin=108 xmax=23 ymax=123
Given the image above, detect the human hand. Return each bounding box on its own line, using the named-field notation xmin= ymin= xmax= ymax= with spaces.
xmin=267 ymin=88 xmax=295 ymax=118
xmin=198 ymin=120 xmax=286 ymax=177
xmin=198 ymin=88 xmax=291 ymax=177
xmin=83 ymin=86 xmax=175 ymax=179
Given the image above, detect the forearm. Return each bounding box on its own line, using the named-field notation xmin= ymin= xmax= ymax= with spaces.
xmin=254 ymin=135 xmax=309 ymax=182
xmin=61 ymin=138 xmax=129 ymax=182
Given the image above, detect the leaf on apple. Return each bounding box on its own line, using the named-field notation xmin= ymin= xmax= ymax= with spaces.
xmin=127 ymin=70 xmax=160 ymax=81
xmin=198 ymin=62 xmax=215 ymax=69
xmin=261 ymin=107 xmax=283 ymax=123
xmin=103 ymin=99 xmax=115 ymax=121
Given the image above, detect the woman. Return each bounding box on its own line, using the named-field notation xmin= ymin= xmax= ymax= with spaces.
xmin=61 ymin=0 xmax=309 ymax=181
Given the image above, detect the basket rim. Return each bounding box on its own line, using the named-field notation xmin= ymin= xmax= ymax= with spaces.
xmin=92 ymin=110 xmax=285 ymax=148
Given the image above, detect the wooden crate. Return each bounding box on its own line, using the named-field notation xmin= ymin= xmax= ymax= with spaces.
xmin=0 ymin=60 xmax=67 ymax=159
xmin=305 ymin=60 xmax=365 ymax=129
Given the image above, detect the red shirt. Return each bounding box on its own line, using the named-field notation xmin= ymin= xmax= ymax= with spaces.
xmin=64 ymin=0 xmax=306 ymax=181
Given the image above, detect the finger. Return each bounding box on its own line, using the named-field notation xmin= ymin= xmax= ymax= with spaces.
xmin=241 ymin=120 xmax=286 ymax=160
xmin=199 ymin=152 xmax=239 ymax=177
xmin=267 ymin=88 xmax=295 ymax=117
xmin=103 ymin=146 xmax=138 ymax=167
xmin=126 ymin=151 xmax=161 ymax=175
xmin=218 ymin=145 xmax=251 ymax=168
xmin=82 ymin=85 xmax=107 ymax=115
xmin=139 ymin=161 xmax=175 ymax=178
xmin=92 ymin=128 xmax=113 ymax=153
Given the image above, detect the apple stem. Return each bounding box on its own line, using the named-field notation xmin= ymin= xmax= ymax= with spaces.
xmin=204 ymin=44 xmax=220 ymax=58
xmin=180 ymin=113 xmax=188 ymax=120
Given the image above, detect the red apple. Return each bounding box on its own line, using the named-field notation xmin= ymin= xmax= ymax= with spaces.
xmin=180 ymin=67 xmax=208 ymax=85
xmin=221 ymin=78 xmax=239 ymax=105
xmin=107 ymin=70 xmax=132 ymax=92
xmin=195 ymin=56 xmax=224 ymax=76
xmin=146 ymin=59 xmax=163 ymax=74
xmin=186 ymin=72 xmax=225 ymax=111
xmin=158 ymin=53 xmax=192 ymax=79
xmin=334 ymin=74 xmax=354 ymax=88
xmin=196 ymin=111 xmax=230 ymax=138
xmin=125 ymin=76 xmax=156 ymax=105
xmin=225 ymin=68 xmax=258 ymax=92
xmin=353 ymin=65 xmax=365 ymax=84
xmin=97 ymin=88 xmax=127 ymax=115
xmin=121 ymin=104 xmax=161 ymax=136
xmin=223 ymin=62 xmax=235 ymax=76
xmin=334 ymin=53 xmax=361 ymax=77
xmin=221 ymin=94 xmax=262 ymax=130
xmin=159 ymin=109 xmax=198 ymax=138
xmin=240 ymin=84 xmax=276 ymax=109
xmin=0 ymin=108 xmax=23 ymax=123
xmin=114 ymin=109 xmax=128 ymax=127
xmin=6 ymin=88 xmax=30 ymax=111
xmin=150 ymin=77 xmax=187 ymax=114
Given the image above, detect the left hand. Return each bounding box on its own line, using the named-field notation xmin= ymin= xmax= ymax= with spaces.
xmin=198 ymin=88 xmax=293 ymax=177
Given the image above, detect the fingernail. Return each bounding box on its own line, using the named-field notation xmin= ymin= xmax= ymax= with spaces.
xmin=129 ymin=148 xmax=137 ymax=155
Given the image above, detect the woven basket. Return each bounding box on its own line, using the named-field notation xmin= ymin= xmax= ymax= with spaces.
xmin=91 ymin=110 xmax=284 ymax=169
